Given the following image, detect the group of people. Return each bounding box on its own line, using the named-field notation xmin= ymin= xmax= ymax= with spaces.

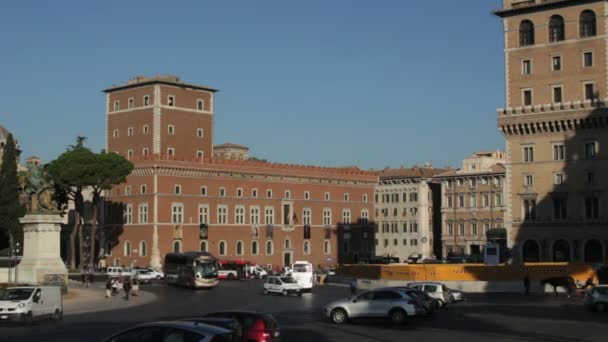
xmin=80 ymin=268 xmax=95 ymax=288
xmin=105 ymin=277 xmax=140 ymax=300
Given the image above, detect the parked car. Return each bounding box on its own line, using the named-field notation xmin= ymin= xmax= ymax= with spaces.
xmin=324 ymin=288 xmax=423 ymax=325
xmin=0 ymin=286 xmax=63 ymax=323
xmin=102 ymin=321 xmax=233 ymax=342
xmin=386 ymin=286 xmax=438 ymax=316
xmin=106 ymin=267 xmax=131 ymax=278
xmin=204 ymin=311 xmax=280 ymax=342
xmin=584 ymin=284 xmax=608 ymax=312
xmin=407 ymin=282 xmax=450 ymax=308
xmin=181 ymin=317 xmax=243 ymax=342
xmin=263 ymin=276 xmax=303 ymax=296
xmin=131 ymin=268 xmax=164 ymax=280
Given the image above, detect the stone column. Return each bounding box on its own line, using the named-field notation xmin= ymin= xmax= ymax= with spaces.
xmin=16 ymin=214 xmax=68 ymax=285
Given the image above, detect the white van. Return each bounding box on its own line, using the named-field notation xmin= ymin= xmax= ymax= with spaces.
xmin=0 ymin=286 xmax=63 ymax=323
xmin=290 ymin=261 xmax=314 ymax=293
xmin=107 ymin=267 xmax=131 ymax=277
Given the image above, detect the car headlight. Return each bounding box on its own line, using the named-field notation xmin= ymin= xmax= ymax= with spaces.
xmin=18 ymin=303 xmax=26 ymax=308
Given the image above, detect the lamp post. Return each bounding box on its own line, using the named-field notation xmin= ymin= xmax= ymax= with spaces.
xmin=7 ymin=236 xmax=12 ymax=283
xmin=13 ymin=242 xmax=20 ymax=282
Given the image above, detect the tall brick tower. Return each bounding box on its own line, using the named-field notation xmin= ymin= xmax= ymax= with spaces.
xmin=104 ymin=75 xmax=217 ymax=161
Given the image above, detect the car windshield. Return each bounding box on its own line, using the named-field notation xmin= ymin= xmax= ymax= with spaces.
xmin=0 ymin=288 xmax=34 ymax=301
xmin=292 ymin=264 xmax=312 ymax=272
xmin=280 ymin=277 xmax=297 ymax=283
xmin=196 ymin=261 xmax=219 ymax=277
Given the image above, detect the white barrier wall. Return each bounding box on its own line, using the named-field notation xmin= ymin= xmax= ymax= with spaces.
xmin=357 ymin=279 xmax=563 ymax=293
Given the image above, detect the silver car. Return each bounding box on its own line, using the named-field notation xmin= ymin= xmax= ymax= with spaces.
xmin=584 ymin=285 xmax=608 ymax=312
xmin=324 ymin=288 xmax=422 ymax=325
xmin=407 ymin=282 xmax=450 ymax=308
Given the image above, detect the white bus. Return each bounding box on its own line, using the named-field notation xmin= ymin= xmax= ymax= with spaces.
xmin=164 ymin=252 xmax=220 ymax=289
xmin=290 ymin=261 xmax=314 ymax=293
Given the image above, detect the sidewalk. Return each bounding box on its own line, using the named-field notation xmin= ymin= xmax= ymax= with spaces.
xmin=63 ymin=282 xmax=157 ymax=315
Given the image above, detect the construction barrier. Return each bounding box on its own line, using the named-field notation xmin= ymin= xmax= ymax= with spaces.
xmin=338 ymin=263 xmax=598 ymax=283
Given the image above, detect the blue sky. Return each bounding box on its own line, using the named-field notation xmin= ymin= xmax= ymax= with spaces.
xmin=0 ymin=0 xmax=505 ymax=169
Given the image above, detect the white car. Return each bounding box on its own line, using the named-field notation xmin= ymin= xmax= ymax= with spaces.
xmin=407 ymin=282 xmax=451 ymax=307
xmin=263 ymin=276 xmax=304 ymax=296
xmin=249 ymin=265 xmax=268 ymax=279
xmin=324 ymin=288 xmax=422 ymax=324
xmin=106 ymin=267 xmax=131 ymax=278
xmin=130 ymin=269 xmax=159 ymax=282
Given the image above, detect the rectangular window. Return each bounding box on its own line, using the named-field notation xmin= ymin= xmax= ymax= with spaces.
xmin=447 ymin=223 xmax=453 ymax=235
xmin=342 ymin=209 xmax=351 ymax=224
xmin=113 ymin=129 xmax=119 ymax=138
xmin=483 ymin=194 xmax=490 ymax=207
xmin=217 ymin=205 xmax=227 ymax=224
xmin=171 ymin=203 xmax=184 ymax=224
xmin=523 ymin=89 xmax=533 ymax=106
xmin=197 ymin=128 xmax=204 ymax=138
xmin=219 ymin=187 xmax=226 ymax=197
xmin=284 ymin=190 xmax=291 ymax=199
xmin=141 ymin=185 xmax=147 ymax=194
xmin=168 ymin=125 xmax=175 ymax=135
xmin=496 ymin=193 xmax=503 ymax=206
xmin=552 ymin=86 xmax=563 ymax=103
xmin=552 ymin=56 xmax=561 ymax=71
xmin=143 ymin=95 xmax=149 ymax=106
xmin=197 ymin=151 xmax=204 ymax=159
xmin=522 ymin=59 xmax=532 ymax=75
xmin=458 ymin=194 xmax=464 ymax=208
xmin=459 ymin=224 xmax=465 ymax=236
xmin=168 ymin=96 xmax=175 ymax=106
xmin=266 ymin=189 xmax=273 ymax=199
xmin=236 ymin=188 xmax=243 ymax=198
xmin=138 ymin=203 xmax=148 ymax=223
xmin=553 ymin=143 xmax=565 ymax=161
xmin=584 ymin=51 xmax=593 ymax=67
xmin=124 ymin=204 xmax=132 ymax=224
xmin=524 ymin=199 xmax=537 ymax=220
xmin=525 ymin=175 xmax=534 ymax=187
xmin=235 ymin=206 xmax=245 ymax=224
xmin=447 ymin=196 xmax=453 ymax=208
xmin=584 ymin=82 xmax=595 ymax=100
xmin=143 ymin=125 xmax=149 ymax=135
xmin=174 ymin=185 xmax=181 ymax=195
xmin=344 ymin=193 xmax=350 ymax=201
xmin=304 ymin=191 xmax=310 ymax=200
xmin=470 ymin=194 xmax=477 ymax=208
xmin=127 ymin=127 xmax=134 ymax=136
xmin=585 ymin=141 xmax=598 ymax=159
xmin=554 ymin=173 xmax=564 ymax=185
xmin=143 ymin=148 xmax=149 ymax=156
xmin=252 ymin=189 xmax=258 ymax=198
xmin=585 ymin=197 xmax=600 ymax=219
xmin=200 ymin=186 xmax=207 ymax=196
xmin=197 ymin=99 xmax=205 ymax=111
xmin=198 ymin=205 xmax=209 ymax=224
xmin=265 ymin=207 xmax=274 ymax=225
xmin=472 ymin=223 xmax=478 ymax=236
xmin=167 ymin=148 xmax=175 ymax=156
xmin=128 ymin=98 xmax=134 ymax=109
xmin=361 ymin=209 xmax=369 ymax=224
xmin=324 ymin=192 xmax=330 ymax=201
xmin=250 ymin=207 xmax=260 ymax=224
xmin=303 ymin=208 xmax=312 ymax=225
xmin=113 ymin=101 xmax=119 ymax=111
xmin=127 ymin=150 xmax=133 ymax=160
xmin=125 ymin=186 xmax=131 ymax=195
xmin=523 ymin=145 xmax=534 ymax=162
xmin=323 ymin=208 xmax=331 ymax=225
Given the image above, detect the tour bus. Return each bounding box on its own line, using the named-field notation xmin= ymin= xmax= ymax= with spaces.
xmin=163 ymin=252 xmax=220 ymax=289
xmin=218 ymin=260 xmax=252 ymax=280
xmin=290 ymin=261 xmax=314 ymax=292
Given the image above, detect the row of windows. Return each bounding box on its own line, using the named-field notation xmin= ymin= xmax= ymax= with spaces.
xmin=377 ymin=207 xmax=419 ymax=218
xmin=445 ymin=193 xmax=503 ymax=208
xmin=447 ymin=222 xmax=493 ymax=236
xmin=377 ymin=238 xmax=419 ymax=247
xmin=125 ymin=148 xmax=205 ymax=160
xmin=521 ymin=141 xmax=599 ymax=163
xmin=377 ymin=222 xmax=419 ymax=234
xmin=519 ymin=79 xmax=596 ymax=107
xmin=375 ymin=192 xmax=419 ymax=204
xmin=524 ymin=170 xmax=597 ymax=188
xmin=446 ymin=177 xmax=502 ymax=188
xmin=519 ymin=10 xmax=597 ymax=47
xmin=122 ymin=184 xmax=369 ymax=203
xmin=522 ymin=52 xmax=592 ymax=76
xmin=112 ymin=95 xmax=207 ymax=111
xmin=113 ymin=126 xmax=205 ymax=138
xmin=523 ymin=196 xmax=601 ymax=221
xmin=123 ymin=202 xmax=369 ymax=226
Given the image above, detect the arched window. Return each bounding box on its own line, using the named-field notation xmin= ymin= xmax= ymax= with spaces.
xmin=303 ymin=240 xmax=311 ymax=255
xmin=236 ymin=241 xmax=244 ymax=256
xmin=139 ymin=241 xmax=147 ymax=257
xmin=219 ymin=240 xmax=227 ymax=256
xmin=251 ymin=240 xmax=259 ymax=255
xmin=173 ymin=240 xmax=182 ymax=253
xmin=553 ymin=240 xmax=570 ymax=262
xmin=549 ymin=15 xmax=565 ymax=42
xmin=323 ymin=240 xmax=331 ymax=255
xmin=522 ymin=240 xmax=540 ymax=262
xmin=519 ymin=20 xmax=535 ymax=46
xmin=200 ymin=240 xmax=208 ymax=252
xmin=124 ymin=241 xmax=131 ymax=256
xmin=284 ymin=238 xmax=291 ymax=249
xmin=266 ymin=240 xmax=274 ymax=255
xmin=580 ymin=10 xmax=597 ymax=37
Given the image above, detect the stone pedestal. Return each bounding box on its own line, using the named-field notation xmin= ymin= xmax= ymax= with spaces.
xmin=16 ymin=214 xmax=67 ymax=285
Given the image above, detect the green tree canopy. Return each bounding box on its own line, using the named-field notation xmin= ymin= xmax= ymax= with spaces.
xmin=0 ymin=134 xmax=26 ymax=249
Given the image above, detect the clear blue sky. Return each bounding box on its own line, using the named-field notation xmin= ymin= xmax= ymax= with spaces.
xmin=0 ymin=0 xmax=506 ymax=170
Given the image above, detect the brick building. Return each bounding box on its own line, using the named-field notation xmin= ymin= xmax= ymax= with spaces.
xmin=103 ymin=75 xmax=377 ymax=269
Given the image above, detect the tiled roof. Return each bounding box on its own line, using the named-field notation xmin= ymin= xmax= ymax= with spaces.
xmin=379 ymin=167 xmax=452 ymax=179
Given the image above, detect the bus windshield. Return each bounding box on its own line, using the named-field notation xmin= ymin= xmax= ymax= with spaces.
xmin=196 ymin=261 xmax=218 ymax=278
xmin=292 ymin=264 xmax=312 ymax=273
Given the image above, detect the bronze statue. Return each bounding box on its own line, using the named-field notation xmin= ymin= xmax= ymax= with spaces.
xmin=24 ymin=164 xmax=58 ymax=213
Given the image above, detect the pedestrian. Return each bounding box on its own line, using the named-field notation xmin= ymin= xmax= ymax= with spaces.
xmin=132 ymin=277 xmax=140 ymax=297
xmin=350 ymin=278 xmax=357 ymax=297
xmin=523 ymin=274 xmax=530 ymax=296
xmin=123 ymin=278 xmax=132 ymax=301
xmin=105 ymin=279 xmax=112 ymax=299
xmin=111 ymin=278 xmax=118 ymax=295
xmin=88 ymin=270 xmax=95 ymax=286
xmin=85 ymin=269 xmax=91 ymax=288
xmin=80 ymin=268 xmax=86 ymax=285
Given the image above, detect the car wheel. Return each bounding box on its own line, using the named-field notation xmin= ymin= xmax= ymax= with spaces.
xmin=331 ymin=308 xmax=348 ymax=324
xmin=156 ymin=275 xmax=162 ymax=280
xmin=264 ymin=289 xmax=269 ymax=295
xmin=282 ymin=290 xmax=289 ymax=296
xmin=595 ymin=302 xmax=607 ymax=312
xmin=389 ymin=308 xmax=407 ymax=324
xmin=52 ymin=309 xmax=63 ymax=321
xmin=24 ymin=312 xmax=33 ymax=325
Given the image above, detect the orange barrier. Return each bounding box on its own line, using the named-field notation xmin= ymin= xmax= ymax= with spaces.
xmin=338 ymin=263 xmax=598 ymax=282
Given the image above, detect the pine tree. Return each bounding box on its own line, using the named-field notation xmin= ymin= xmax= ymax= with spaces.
xmin=0 ymin=134 xmax=25 ymax=252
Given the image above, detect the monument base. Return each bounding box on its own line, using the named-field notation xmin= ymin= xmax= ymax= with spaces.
xmin=16 ymin=214 xmax=67 ymax=285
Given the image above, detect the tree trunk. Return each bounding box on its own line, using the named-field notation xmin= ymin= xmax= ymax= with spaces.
xmin=78 ymin=219 xmax=84 ymax=269
xmin=89 ymin=203 xmax=97 ymax=268
xmin=69 ymin=211 xmax=79 ymax=270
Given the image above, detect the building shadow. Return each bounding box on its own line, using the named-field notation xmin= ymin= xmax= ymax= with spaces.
xmin=337 ymin=219 xmax=377 ymax=264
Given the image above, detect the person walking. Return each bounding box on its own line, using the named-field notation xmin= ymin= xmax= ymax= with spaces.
xmin=105 ymin=279 xmax=112 ymax=299
xmin=123 ymin=278 xmax=132 ymax=301
xmin=350 ymin=278 xmax=357 ymax=297
xmin=132 ymin=277 xmax=140 ymax=297
xmin=80 ymin=268 xmax=86 ymax=286
xmin=84 ymin=269 xmax=91 ymax=288
xmin=111 ymin=278 xmax=119 ymax=296
xmin=524 ymin=275 xmax=530 ymax=296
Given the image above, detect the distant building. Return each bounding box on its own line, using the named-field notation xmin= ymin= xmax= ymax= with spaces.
xmin=374 ymin=166 xmax=449 ymax=262
xmin=214 ymin=142 xmax=249 ymax=160
xmin=434 ymin=151 xmax=506 ymax=257
xmin=0 ymin=124 xmax=28 ymax=172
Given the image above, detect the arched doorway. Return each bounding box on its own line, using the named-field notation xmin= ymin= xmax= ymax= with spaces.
xmin=553 ymin=240 xmax=570 ymax=262
xmin=522 ymin=240 xmax=540 ymax=262
xmin=584 ymin=240 xmax=603 ymax=263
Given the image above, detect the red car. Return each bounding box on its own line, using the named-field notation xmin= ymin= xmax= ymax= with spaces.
xmin=204 ymin=311 xmax=280 ymax=342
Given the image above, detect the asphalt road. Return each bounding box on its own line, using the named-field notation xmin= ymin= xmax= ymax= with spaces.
xmin=2 ymin=280 xmax=607 ymax=342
